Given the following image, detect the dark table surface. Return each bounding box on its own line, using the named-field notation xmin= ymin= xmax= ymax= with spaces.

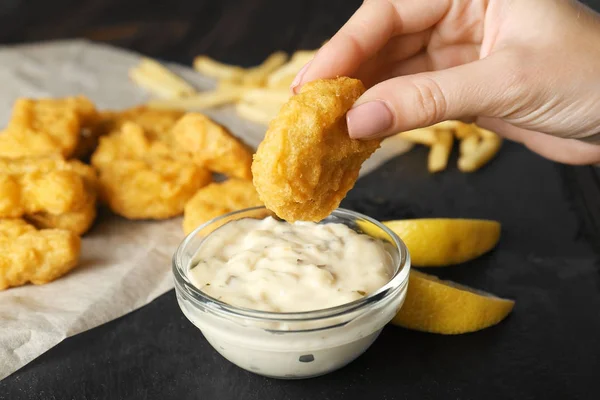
xmin=2 ymin=1 xmax=600 ymax=399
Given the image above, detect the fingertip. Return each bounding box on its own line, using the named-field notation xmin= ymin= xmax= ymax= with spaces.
xmin=290 ymin=39 xmax=351 ymax=93
xmin=290 ymin=60 xmax=313 ymax=94
xmin=346 ymin=100 xmax=394 ymax=139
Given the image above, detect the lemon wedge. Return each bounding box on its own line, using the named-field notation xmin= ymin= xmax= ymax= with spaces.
xmin=392 ymin=270 xmax=514 ymax=334
xmin=382 ymin=218 xmax=501 ymax=267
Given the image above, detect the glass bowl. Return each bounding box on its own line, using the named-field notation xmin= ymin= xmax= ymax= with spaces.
xmin=172 ymin=206 xmax=411 ymax=379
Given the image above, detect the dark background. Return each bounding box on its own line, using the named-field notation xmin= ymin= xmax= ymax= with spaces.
xmin=0 ymin=0 xmax=362 ymax=66
xmin=1 ymin=1 xmax=600 ymax=399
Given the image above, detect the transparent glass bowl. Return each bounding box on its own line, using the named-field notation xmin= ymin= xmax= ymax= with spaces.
xmin=172 ymin=207 xmax=411 ymax=379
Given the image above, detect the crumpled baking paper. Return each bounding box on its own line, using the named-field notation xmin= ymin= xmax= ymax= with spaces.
xmin=0 ymin=39 xmax=413 ymax=380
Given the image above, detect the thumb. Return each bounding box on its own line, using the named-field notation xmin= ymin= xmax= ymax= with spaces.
xmin=346 ymin=51 xmax=524 ymax=139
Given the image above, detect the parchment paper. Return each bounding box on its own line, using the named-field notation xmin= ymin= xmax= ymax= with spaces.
xmin=0 ymin=39 xmax=413 ymax=380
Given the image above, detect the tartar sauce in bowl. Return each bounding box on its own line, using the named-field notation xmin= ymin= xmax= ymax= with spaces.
xmin=189 ymin=217 xmax=393 ymax=313
xmin=173 ymin=207 xmax=410 ymax=379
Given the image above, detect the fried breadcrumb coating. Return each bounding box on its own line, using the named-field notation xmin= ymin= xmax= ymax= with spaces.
xmin=26 ymin=191 xmax=97 ymax=235
xmin=0 ymin=157 xmax=98 ymax=220
xmin=0 ymin=219 xmax=81 ymax=290
xmin=98 ymin=156 xmax=211 ymax=220
xmin=183 ymin=179 xmax=262 ymax=234
xmin=0 ymin=96 xmax=98 ymax=159
xmin=95 ymin=106 xmax=184 ymax=141
xmin=92 ymin=122 xmax=211 ymax=220
xmin=172 ymin=113 xmax=253 ymax=180
xmin=252 ymin=77 xmax=380 ymax=222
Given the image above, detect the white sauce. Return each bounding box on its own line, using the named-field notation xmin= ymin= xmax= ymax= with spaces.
xmin=188 ymin=217 xmax=393 ymax=312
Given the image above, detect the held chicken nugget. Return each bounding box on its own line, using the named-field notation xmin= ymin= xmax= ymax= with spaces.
xmin=183 ymin=179 xmax=263 ymax=234
xmin=0 ymin=97 xmax=98 ymax=159
xmin=252 ymin=77 xmax=380 ymax=222
xmin=0 ymin=157 xmax=97 ymax=218
xmin=0 ymin=219 xmax=81 ymax=290
xmin=172 ymin=113 xmax=253 ymax=180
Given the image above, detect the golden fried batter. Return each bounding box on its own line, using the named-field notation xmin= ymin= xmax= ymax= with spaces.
xmin=92 ymin=122 xmax=211 ymax=220
xmin=95 ymin=106 xmax=185 ymax=140
xmin=252 ymin=77 xmax=380 ymax=222
xmin=26 ymin=192 xmax=97 ymax=235
xmin=183 ymin=179 xmax=263 ymax=234
xmin=0 ymin=219 xmax=81 ymax=290
xmin=172 ymin=113 xmax=253 ymax=180
xmin=98 ymin=157 xmax=210 ymax=220
xmin=0 ymin=157 xmax=98 ymax=219
xmin=91 ymin=121 xmax=173 ymax=167
xmin=70 ymin=106 xmax=184 ymax=160
xmin=0 ymin=96 xmax=98 ymax=159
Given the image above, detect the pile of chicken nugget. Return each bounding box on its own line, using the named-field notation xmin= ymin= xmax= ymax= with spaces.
xmin=0 ymin=97 xmax=262 ymax=290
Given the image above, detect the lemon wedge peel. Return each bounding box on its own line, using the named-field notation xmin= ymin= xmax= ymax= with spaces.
xmin=392 ymin=270 xmax=515 ymax=334
xmin=382 ymin=218 xmax=501 ymax=267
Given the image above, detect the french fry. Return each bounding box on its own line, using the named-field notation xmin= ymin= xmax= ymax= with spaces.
xmin=217 ymin=79 xmax=242 ymax=90
xmin=428 ymin=131 xmax=454 ymax=173
xmin=398 ymin=128 xmax=438 ymax=146
xmin=432 ymin=120 xmax=459 ymax=131
xmin=193 ymin=56 xmax=246 ymax=82
xmin=147 ymin=87 xmax=247 ymax=111
xmin=454 ymin=122 xmax=477 ymax=139
xmin=240 ymin=88 xmax=290 ymax=106
xmin=129 ymin=68 xmax=183 ymax=99
xmin=266 ymin=63 xmax=303 ymax=88
xmin=460 ymin=133 xmax=480 ymax=155
xmin=254 ymin=101 xmax=282 ymax=116
xmin=290 ymin=50 xmax=317 ymax=63
xmin=137 ymin=58 xmax=196 ymax=97
xmin=458 ymin=127 xmax=502 ymax=172
xmin=455 ymin=121 xmax=483 ymax=157
xmin=283 ymin=51 xmax=314 ymax=73
xmin=242 ymin=51 xmax=288 ymax=87
xmin=478 ymin=126 xmax=499 ymax=141
xmin=266 ymin=50 xmax=316 ymax=88
xmin=235 ymin=102 xmax=278 ymax=125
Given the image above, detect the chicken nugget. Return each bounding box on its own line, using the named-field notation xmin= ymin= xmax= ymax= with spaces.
xmin=91 ymin=122 xmax=211 ymax=219
xmin=26 ymin=191 xmax=97 ymax=235
xmin=69 ymin=106 xmax=183 ymax=160
xmin=0 ymin=96 xmax=98 ymax=159
xmin=172 ymin=113 xmax=253 ymax=180
xmin=183 ymin=179 xmax=263 ymax=234
xmin=0 ymin=157 xmax=97 ymax=218
xmin=252 ymin=77 xmax=380 ymax=222
xmin=91 ymin=121 xmax=172 ymax=168
xmin=0 ymin=218 xmax=81 ymax=290
xmin=98 ymin=156 xmax=211 ymax=220
xmin=96 ymin=106 xmax=185 ymax=140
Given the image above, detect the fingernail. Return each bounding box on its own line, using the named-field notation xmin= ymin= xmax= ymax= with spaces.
xmin=347 ymin=101 xmax=393 ymax=139
xmin=290 ymin=60 xmax=312 ymax=93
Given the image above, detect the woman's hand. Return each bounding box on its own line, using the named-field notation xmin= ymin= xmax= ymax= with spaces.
xmin=291 ymin=0 xmax=600 ymax=164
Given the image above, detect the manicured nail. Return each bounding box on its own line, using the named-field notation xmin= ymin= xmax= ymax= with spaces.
xmin=347 ymin=101 xmax=393 ymax=139
xmin=290 ymin=60 xmax=312 ymax=93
